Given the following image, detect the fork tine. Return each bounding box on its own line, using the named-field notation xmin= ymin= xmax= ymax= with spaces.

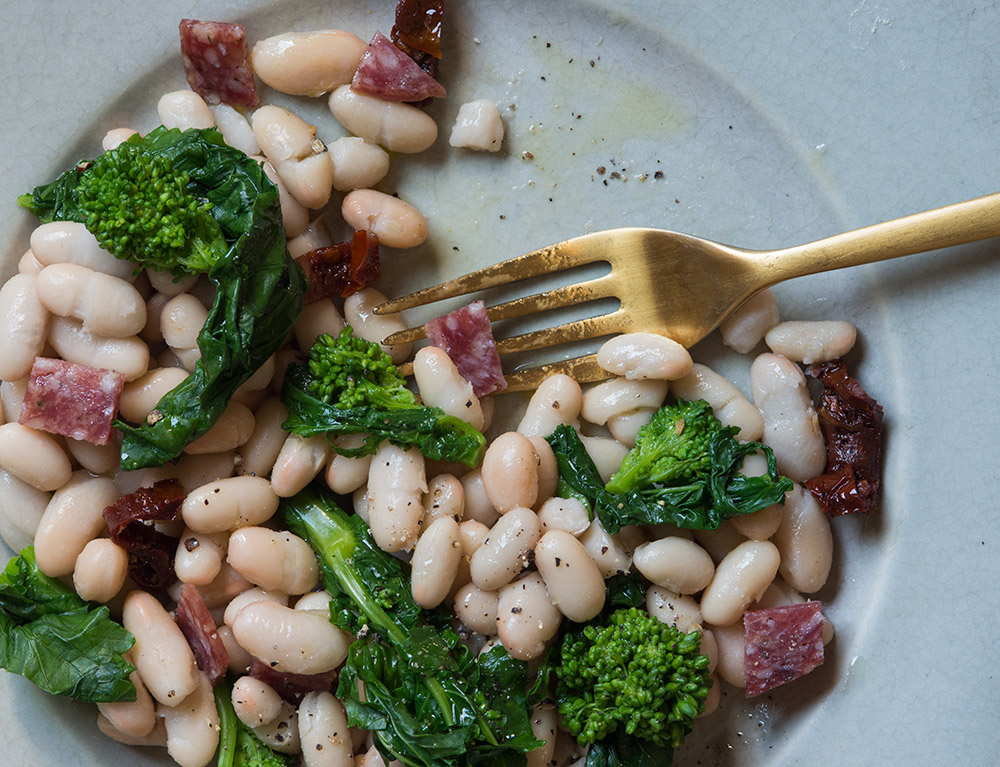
xmin=380 ymin=274 xmax=618 ymax=346
xmin=495 ymin=310 xmax=627 ymax=356
xmin=373 ymin=233 xmax=613 ymax=316
xmin=503 ymin=353 xmax=610 ymax=392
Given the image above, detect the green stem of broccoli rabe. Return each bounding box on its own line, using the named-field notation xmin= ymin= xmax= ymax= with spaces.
xmin=18 ymin=126 xmax=305 ymax=470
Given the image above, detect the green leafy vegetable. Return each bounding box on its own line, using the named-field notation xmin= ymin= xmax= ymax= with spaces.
xmin=0 ymin=547 xmax=135 ymax=702
xmin=547 ymin=399 xmax=792 ymax=531
xmin=557 ymin=607 xmax=711 ymax=762
xmin=215 ymin=681 xmax=297 ymax=767
xmin=282 ymin=487 xmax=541 ymax=767
xmin=19 ymin=127 xmax=304 ymax=470
xmin=281 ymin=328 xmax=486 ymax=467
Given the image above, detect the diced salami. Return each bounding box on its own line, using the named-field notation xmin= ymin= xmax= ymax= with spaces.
xmin=804 ymin=360 xmax=883 ymax=516
xmin=425 ymin=300 xmax=507 ymax=397
xmin=297 ymin=230 xmax=381 ymax=304
xmin=19 ymin=357 xmax=125 ymax=445
xmin=104 ymin=479 xmax=186 ymax=592
xmin=179 ymin=19 xmax=259 ymax=109
xmin=352 ymin=31 xmax=446 ymax=102
xmin=176 ymin=583 xmax=230 ymax=684
xmin=744 ymin=601 xmax=825 ymax=697
xmin=249 ymin=658 xmax=336 ymax=704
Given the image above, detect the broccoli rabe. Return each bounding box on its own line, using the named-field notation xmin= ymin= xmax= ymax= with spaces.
xmin=282 ymin=328 xmax=486 ymax=467
xmin=557 ymin=607 xmax=711 ymax=763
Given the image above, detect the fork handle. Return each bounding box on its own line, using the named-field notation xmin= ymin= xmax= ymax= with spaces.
xmin=760 ymin=191 xmax=1000 ymax=281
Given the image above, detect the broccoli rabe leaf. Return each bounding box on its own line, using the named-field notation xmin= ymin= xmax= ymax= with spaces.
xmin=547 ymin=399 xmax=792 ymax=531
xmin=281 ymin=329 xmax=486 ymax=467
xmin=0 ymin=547 xmax=136 ymax=703
xmin=585 ymin=728 xmax=675 ymax=767
xmin=20 ymin=127 xmax=305 ymax=470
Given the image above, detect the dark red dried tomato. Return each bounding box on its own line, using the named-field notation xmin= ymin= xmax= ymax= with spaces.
xmin=391 ymin=0 xmax=444 ymax=59
xmin=296 ymin=231 xmax=381 ymax=304
xmin=804 ymin=360 xmax=883 ymax=516
xmin=176 ymin=583 xmax=230 ymax=684
xmin=103 ymin=479 xmax=185 ymax=591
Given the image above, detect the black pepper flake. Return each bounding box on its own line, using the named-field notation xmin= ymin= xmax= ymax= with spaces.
xmin=603 ymin=179 xmax=608 ymax=186
xmin=511 ymin=606 xmax=523 ymax=614
xmin=184 ymin=537 xmax=200 ymax=552
xmin=540 ymin=75 xmax=546 ymax=81
xmin=601 ymin=546 xmax=609 ymax=554
xmin=597 ymin=166 xmax=606 ymax=175
xmin=499 ymin=214 xmax=506 ymax=220
xmin=546 ymin=41 xmax=551 ymax=47
xmin=610 ymin=171 xmax=622 ymax=180
xmin=452 ymin=246 xmax=459 ymax=251
xmin=654 ymin=171 xmax=664 ymax=179
xmin=589 ymin=60 xmax=595 ymax=67
xmin=554 ymin=557 xmax=562 ymax=567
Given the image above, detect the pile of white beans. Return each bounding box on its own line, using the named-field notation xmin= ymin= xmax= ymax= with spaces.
xmin=0 ymin=23 xmax=864 ymax=767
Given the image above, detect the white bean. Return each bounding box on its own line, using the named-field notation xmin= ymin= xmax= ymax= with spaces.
xmin=470 ymin=507 xmax=542 ymax=591
xmin=481 ymin=432 xmax=539 ymax=513
xmin=596 ymin=332 xmax=693 ymax=380
xmin=231 ymin=600 xmax=350 ymax=674
xmin=191 ymin=564 xmax=253 ymax=611
xmin=98 ymin=667 xmax=156 ymax=738
xmin=36 ymin=263 xmax=145 ymax=337
xmin=102 ymin=127 xmax=139 ymax=151
xmin=329 ymin=84 xmax=438 ymax=153
xmin=238 ymin=397 xmax=290 ymax=479
xmin=181 ymin=476 xmax=280 ymax=534
xmin=700 ymin=540 xmax=780 ymax=627
xmin=218 ymin=625 xmax=252 ymax=676
xmin=30 ymin=221 xmax=135 ymax=280
xmin=367 ymin=443 xmax=426 ymax=552
xmin=671 ymin=363 xmax=764 ymax=442
xmin=414 ymin=346 xmax=484 ymax=429
xmin=157 ymin=90 xmax=215 ymax=131
xmin=184 ymin=401 xmax=255 ymax=455
xmin=232 ymin=676 xmax=283 ymax=728
xmin=0 ymin=273 xmax=49 ymax=380
xmin=344 ymin=288 xmax=411 ymax=363
xmin=516 ymin=374 xmax=582 ymax=436
xmin=0 ymin=423 xmax=73 ymax=493
xmin=119 ymin=367 xmax=190 ymax=423
xmin=324 ymin=433 xmax=374 ymax=494
xmin=460 ymin=469 xmax=499 ymax=526
xmin=692 ymin=521 xmax=746 ymax=563
xmin=580 ymin=436 xmax=629 ymax=483
xmin=175 ymin=529 xmax=228 ymax=586
xmin=173 ymin=451 xmax=239 ymax=492
xmin=459 ymin=518 xmax=491 ymax=556
xmin=287 ymin=218 xmax=333 ymax=259
xmin=645 ymin=585 xmax=703 ymax=633
xmin=252 ymin=30 xmax=367 ymax=97
xmin=299 ymin=691 xmax=353 ymax=767
xmin=536 ymin=496 xmax=590 ymax=536
xmin=64 ymin=435 xmax=120 ymax=474
xmin=208 ymin=103 xmax=260 ymax=155
xmin=581 ymin=377 xmax=668 ymax=426
xmin=329 ymin=136 xmax=390 ymax=191
xmin=765 ymin=320 xmax=857 ymax=364
xmin=73 ymin=538 xmax=128 ymax=603
xmin=159 ymin=671 xmax=220 ymax=767
xmin=48 ymin=317 xmax=149 ymax=381
xmin=294 ymin=299 xmax=346 ymax=353
xmin=270 ymin=433 xmax=331 ymax=497
xmin=607 ymin=407 xmax=654 ymax=447
xmin=410 ymin=516 xmax=462 ymax=608
xmin=0 ymin=468 xmax=49 ymax=553
xmin=449 ymin=99 xmax=504 ymax=152
xmin=18 ymin=248 xmax=43 ymax=275
xmin=140 ymin=292 xmax=170 ymax=343
xmin=223 ymin=587 xmax=288 ymax=628
xmin=750 ymin=352 xmax=826 ymax=482
xmin=260 ymin=159 xmax=309 ymax=238
xmin=294 ymin=590 xmax=333 ymax=614
xmin=699 ymin=676 xmax=721 ymax=717
xmin=525 ymin=436 xmax=559 ymax=509
xmin=755 ymin=578 xmax=836 ymax=645
xmin=123 ymin=590 xmax=199 ymax=707
xmin=342 ymin=189 xmax=429 ymax=249
xmin=253 ymin=105 xmax=333 ymax=210
xmin=534 ymin=530 xmax=605 ymax=622
xmin=578 ymin=518 xmax=632 ymax=578
xmin=423 ymin=473 xmax=464 ymax=523
xmin=773 ymin=483 xmax=833 ymax=593
xmin=252 ymin=699 xmax=300 ymax=753
xmin=709 ymin=620 xmax=747 ymax=688
xmin=632 ymin=537 xmax=715 ymax=595
xmin=496 ymin=573 xmax=562 ymax=661
xmin=228 ymin=527 xmax=320 ymax=595
xmin=525 ymin=705 xmax=557 ymax=767
xmin=453 ymin=582 xmax=499 ymax=635
xmin=147 ymin=270 xmax=199 ymax=298
xmin=728 ymin=452 xmax=783 ymax=540
xmin=0 ymin=378 xmax=27 ymax=423
xmin=720 ymin=289 xmax=780 ymax=354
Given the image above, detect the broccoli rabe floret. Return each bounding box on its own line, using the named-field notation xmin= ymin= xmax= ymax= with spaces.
xmin=557 ymin=607 xmax=711 ymax=749
xmin=282 ymin=328 xmax=486 ymax=467
xmin=606 ymin=399 xmax=728 ymax=493
xmin=74 ymin=139 xmax=228 ymax=274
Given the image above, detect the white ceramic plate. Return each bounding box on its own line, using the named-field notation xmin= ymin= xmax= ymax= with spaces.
xmin=1 ymin=1 xmax=998 ymax=764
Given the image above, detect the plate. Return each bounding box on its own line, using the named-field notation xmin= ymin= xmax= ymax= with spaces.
xmin=1 ymin=1 xmax=998 ymax=765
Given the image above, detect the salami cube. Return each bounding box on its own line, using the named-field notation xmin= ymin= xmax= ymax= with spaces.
xmin=179 ymin=19 xmax=259 ymax=108
xmin=19 ymin=357 xmax=125 ymax=445
xmin=425 ymin=300 xmax=507 ymax=397
xmin=744 ymin=601 xmax=825 ymax=697
xmin=352 ymin=31 xmax=446 ymax=102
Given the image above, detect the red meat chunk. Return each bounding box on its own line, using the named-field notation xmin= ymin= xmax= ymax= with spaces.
xmin=249 ymin=658 xmax=336 ymax=704
xmin=179 ymin=19 xmax=259 ymax=108
xmin=744 ymin=601 xmax=825 ymax=697
xmin=425 ymin=300 xmax=507 ymax=397
xmin=352 ymin=31 xmax=446 ymax=102
xmin=19 ymin=357 xmax=125 ymax=445
xmin=175 ymin=583 xmax=230 ymax=684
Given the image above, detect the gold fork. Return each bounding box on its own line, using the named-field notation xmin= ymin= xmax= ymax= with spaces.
xmin=375 ymin=192 xmax=1000 ymax=391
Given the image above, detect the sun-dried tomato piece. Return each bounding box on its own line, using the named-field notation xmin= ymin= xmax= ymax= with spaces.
xmin=104 ymin=479 xmax=186 ymax=591
xmin=804 ymin=360 xmax=883 ymax=516
xmin=176 ymin=583 xmax=230 ymax=684
xmin=297 ymin=231 xmax=381 ymax=304
xmin=391 ymin=0 xmax=445 ymax=59
xmin=249 ymin=658 xmax=336 ymax=703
